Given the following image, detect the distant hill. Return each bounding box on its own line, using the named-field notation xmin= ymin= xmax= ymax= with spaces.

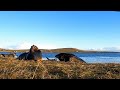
xmin=0 ymin=47 xmax=117 ymax=53
xmin=0 ymin=48 xmax=6 ymax=51
xmin=46 ymin=48 xmax=85 ymax=53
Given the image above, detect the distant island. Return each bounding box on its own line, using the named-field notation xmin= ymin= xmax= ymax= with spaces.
xmin=0 ymin=48 xmax=119 ymax=53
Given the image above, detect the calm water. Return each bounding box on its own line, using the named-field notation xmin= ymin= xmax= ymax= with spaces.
xmin=1 ymin=52 xmax=120 ymax=63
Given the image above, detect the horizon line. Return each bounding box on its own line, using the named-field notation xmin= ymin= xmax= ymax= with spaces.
xmin=0 ymin=47 xmax=120 ymax=52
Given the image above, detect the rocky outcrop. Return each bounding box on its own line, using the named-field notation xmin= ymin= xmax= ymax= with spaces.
xmin=0 ymin=53 xmax=16 ymax=58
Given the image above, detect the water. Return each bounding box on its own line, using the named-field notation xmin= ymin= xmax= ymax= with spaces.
xmin=0 ymin=52 xmax=120 ymax=63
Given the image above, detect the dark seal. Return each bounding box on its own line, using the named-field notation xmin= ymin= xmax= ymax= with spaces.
xmin=55 ymin=53 xmax=86 ymax=63
xmin=18 ymin=45 xmax=42 ymax=62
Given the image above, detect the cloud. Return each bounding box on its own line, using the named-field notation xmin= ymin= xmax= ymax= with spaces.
xmin=88 ymin=46 xmax=120 ymax=52
xmin=102 ymin=47 xmax=120 ymax=52
xmin=1 ymin=41 xmax=58 ymax=50
xmin=1 ymin=41 xmax=120 ymax=52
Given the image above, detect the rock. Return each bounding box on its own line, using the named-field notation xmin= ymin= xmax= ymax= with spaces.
xmin=0 ymin=53 xmax=16 ymax=58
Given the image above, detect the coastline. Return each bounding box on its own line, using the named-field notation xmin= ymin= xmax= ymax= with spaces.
xmin=0 ymin=48 xmax=120 ymax=53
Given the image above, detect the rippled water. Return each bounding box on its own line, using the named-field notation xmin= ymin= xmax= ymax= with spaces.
xmin=0 ymin=52 xmax=120 ymax=63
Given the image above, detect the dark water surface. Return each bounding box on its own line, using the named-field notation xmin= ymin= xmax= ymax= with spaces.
xmin=0 ymin=52 xmax=120 ymax=63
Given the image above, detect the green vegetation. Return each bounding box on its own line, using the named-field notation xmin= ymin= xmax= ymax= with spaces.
xmin=0 ymin=57 xmax=119 ymax=79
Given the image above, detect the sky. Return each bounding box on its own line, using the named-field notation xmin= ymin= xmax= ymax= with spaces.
xmin=0 ymin=11 xmax=120 ymax=51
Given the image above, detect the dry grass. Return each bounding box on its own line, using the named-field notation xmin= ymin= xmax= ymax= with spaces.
xmin=0 ymin=57 xmax=120 ymax=79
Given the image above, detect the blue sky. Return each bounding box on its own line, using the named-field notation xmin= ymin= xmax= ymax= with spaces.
xmin=0 ymin=11 xmax=120 ymax=51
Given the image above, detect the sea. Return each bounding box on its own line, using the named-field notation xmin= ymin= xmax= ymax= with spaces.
xmin=0 ymin=52 xmax=120 ymax=63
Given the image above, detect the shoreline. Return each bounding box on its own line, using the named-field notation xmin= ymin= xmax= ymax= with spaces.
xmin=0 ymin=48 xmax=120 ymax=53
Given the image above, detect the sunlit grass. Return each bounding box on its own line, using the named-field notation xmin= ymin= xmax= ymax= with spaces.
xmin=0 ymin=57 xmax=120 ymax=79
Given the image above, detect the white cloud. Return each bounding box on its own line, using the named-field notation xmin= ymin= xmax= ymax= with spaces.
xmin=1 ymin=41 xmax=120 ymax=52
xmin=88 ymin=46 xmax=120 ymax=52
xmin=102 ymin=47 xmax=120 ymax=52
xmin=1 ymin=41 xmax=58 ymax=50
